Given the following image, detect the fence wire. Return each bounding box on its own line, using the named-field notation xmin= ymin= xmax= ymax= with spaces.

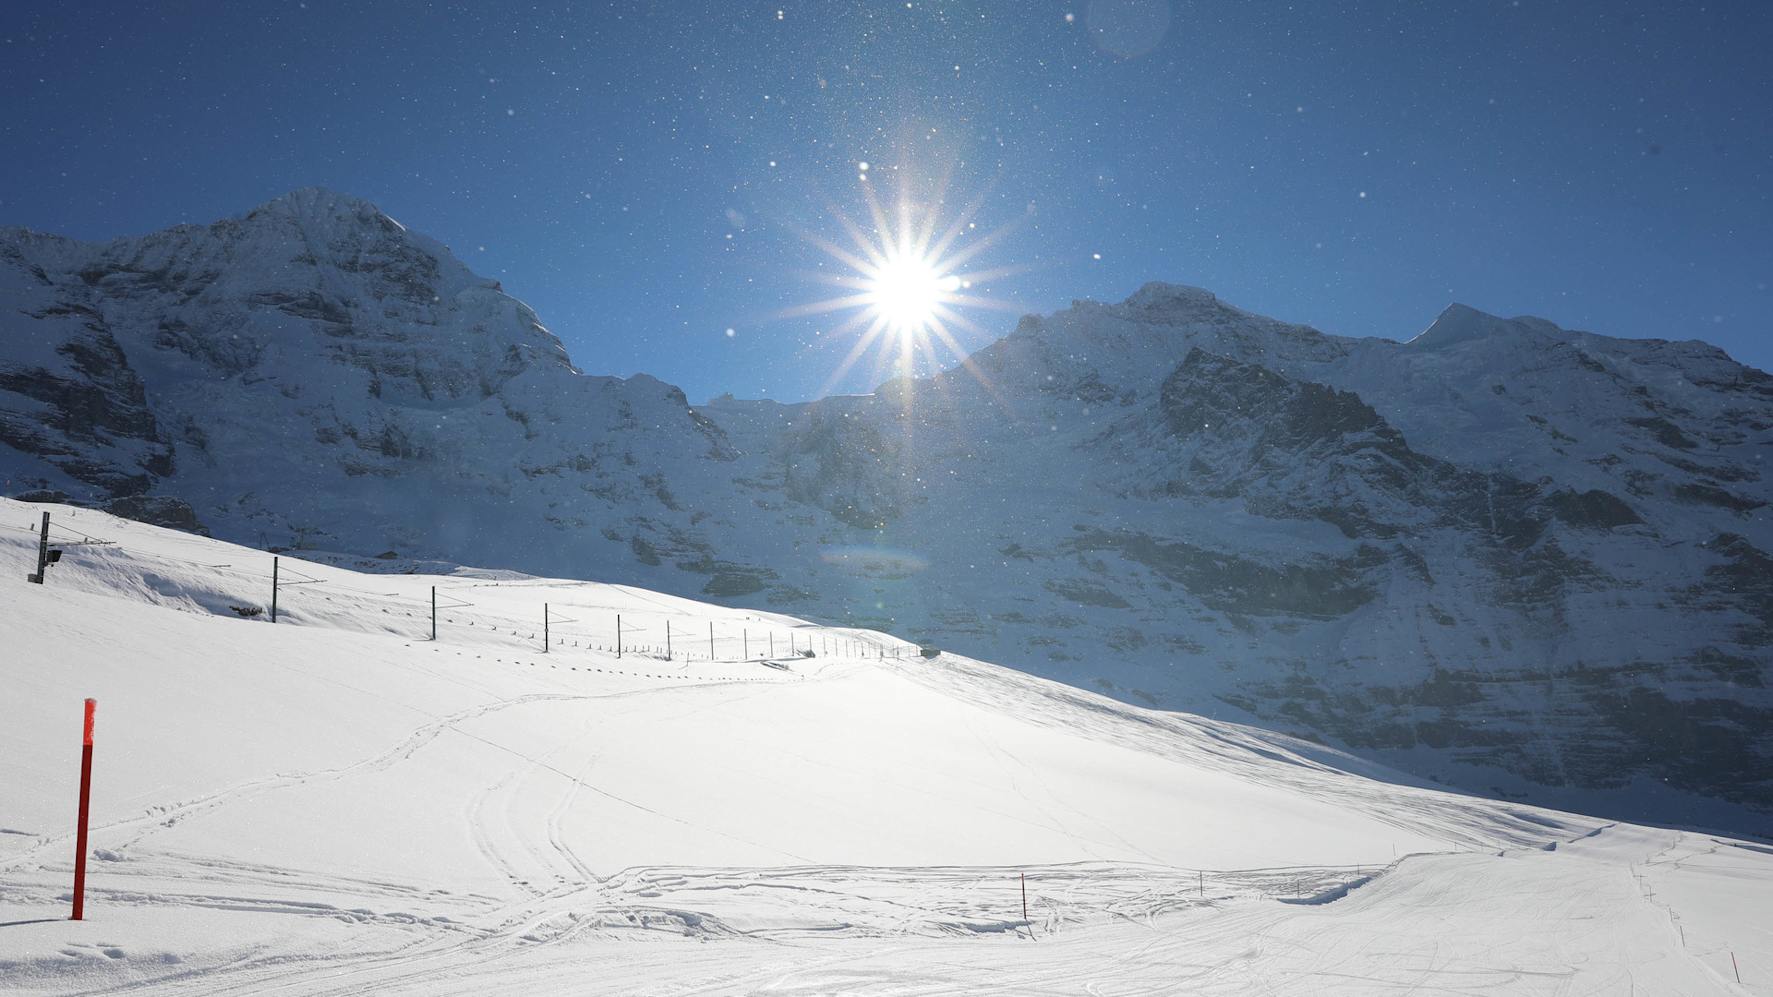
xmin=7 ymin=510 xmax=920 ymax=666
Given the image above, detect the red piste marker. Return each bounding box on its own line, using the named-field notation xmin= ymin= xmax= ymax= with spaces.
xmin=71 ymin=698 xmax=95 ymax=921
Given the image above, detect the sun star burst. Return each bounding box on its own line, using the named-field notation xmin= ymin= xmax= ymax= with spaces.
xmin=779 ymin=170 xmax=1025 ymax=398
xmin=866 ymin=251 xmax=962 ymax=337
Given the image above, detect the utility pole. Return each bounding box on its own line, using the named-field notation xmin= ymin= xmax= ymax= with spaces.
xmin=431 ymin=587 xmax=437 ymax=641
xmin=26 ymin=511 xmax=49 ymax=583
xmin=270 ymin=556 xmax=279 ymax=623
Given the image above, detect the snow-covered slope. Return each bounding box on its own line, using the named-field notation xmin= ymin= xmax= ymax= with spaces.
xmin=3 ymin=498 xmax=1769 ymax=995
xmin=2 ymin=192 xmax=1769 ymax=834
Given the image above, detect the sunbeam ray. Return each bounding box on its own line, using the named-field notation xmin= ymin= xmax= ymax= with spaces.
xmin=792 ymin=172 xmax=1020 ymax=394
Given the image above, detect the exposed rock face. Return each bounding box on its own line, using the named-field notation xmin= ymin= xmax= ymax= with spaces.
xmin=3 ymin=192 xmax=1769 ymax=833
xmin=101 ymin=494 xmax=207 ymax=534
xmin=0 ymin=251 xmax=172 ymax=497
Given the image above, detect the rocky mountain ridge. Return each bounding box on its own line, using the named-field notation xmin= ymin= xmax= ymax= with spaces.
xmin=3 ymin=190 xmax=1769 ymax=833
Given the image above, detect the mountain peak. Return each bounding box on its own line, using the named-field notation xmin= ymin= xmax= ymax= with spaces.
xmin=258 ymin=186 xmax=380 ymax=213
xmin=1119 ymin=281 xmax=1223 ymax=313
xmin=1409 ymin=303 xmax=1568 ymax=350
xmin=243 ymin=187 xmax=404 ymax=232
xmin=1411 ymin=302 xmax=1508 ymax=347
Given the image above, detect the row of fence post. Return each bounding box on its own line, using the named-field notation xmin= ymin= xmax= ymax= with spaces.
xmin=19 ymin=526 xmax=917 ymax=664
xmin=520 ymin=606 xmax=881 ymax=664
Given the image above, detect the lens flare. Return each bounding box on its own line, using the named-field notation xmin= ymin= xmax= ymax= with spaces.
xmin=778 ymin=168 xmax=1026 ymax=398
xmin=867 ymin=252 xmax=962 ymax=337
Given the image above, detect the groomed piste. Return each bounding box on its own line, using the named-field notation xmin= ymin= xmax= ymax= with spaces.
xmin=2 ymin=497 xmax=1768 ymax=995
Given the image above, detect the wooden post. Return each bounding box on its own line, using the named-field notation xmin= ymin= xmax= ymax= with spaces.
xmin=71 ymin=698 xmax=95 ymax=920
xmin=28 ymin=510 xmax=49 ymax=583
xmin=270 ymin=556 xmax=279 ymax=623
xmin=543 ymin=603 xmax=549 ymax=653
xmin=616 ymin=614 xmax=623 ymax=658
xmin=710 ymin=622 xmax=715 ymax=659
xmin=431 ymin=587 xmax=436 ymax=641
xmin=666 ymin=623 xmax=672 ymax=660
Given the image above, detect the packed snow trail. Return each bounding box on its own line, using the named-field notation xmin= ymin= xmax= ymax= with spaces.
xmin=2 ymin=499 xmax=1769 ymax=994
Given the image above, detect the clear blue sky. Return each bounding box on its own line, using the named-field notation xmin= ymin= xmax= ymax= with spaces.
xmin=3 ymin=1 xmax=1769 ymax=402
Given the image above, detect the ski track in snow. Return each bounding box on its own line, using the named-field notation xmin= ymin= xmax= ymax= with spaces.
xmin=3 ymin=692 xmax=603 ymax=876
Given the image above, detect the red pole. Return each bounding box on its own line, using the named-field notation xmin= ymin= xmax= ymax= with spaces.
xmin=71 ymin=698 xmax=95 ymax=921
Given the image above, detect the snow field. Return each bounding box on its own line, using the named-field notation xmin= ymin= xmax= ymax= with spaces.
xmin=1 ymin=499 xmax=1769 ymax=994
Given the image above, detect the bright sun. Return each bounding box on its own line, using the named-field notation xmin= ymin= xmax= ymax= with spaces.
xmin=865 ymin=251 xmax=963 ymax=336
xmin=781 ymin=169 xmax=1022 ymax=395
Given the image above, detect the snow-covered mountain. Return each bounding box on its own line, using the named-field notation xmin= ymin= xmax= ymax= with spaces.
xmin=3 ymin=190 xmax=1769 ymax=832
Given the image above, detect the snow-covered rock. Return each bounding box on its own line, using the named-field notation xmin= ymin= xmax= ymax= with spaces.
xmin=2 ymin=194 xmax=1769 ymax=833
